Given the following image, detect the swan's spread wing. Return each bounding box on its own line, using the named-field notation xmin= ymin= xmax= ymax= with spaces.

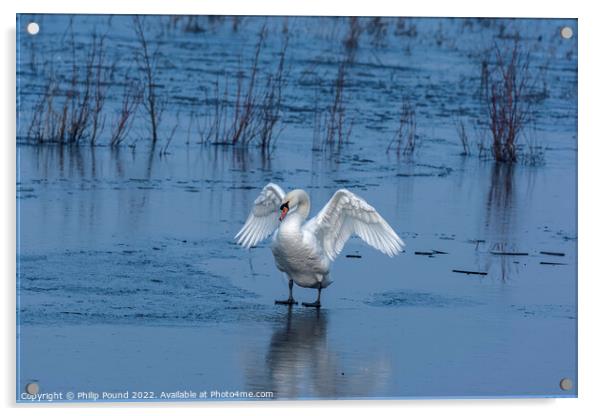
xmin=235 ymin=183 xmax=286 ymax=248
xmin=309 ymin=189 xmax=405 ymax=261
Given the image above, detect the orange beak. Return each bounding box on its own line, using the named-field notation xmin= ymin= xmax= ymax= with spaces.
xmin=279 ymin=206 xmax=289 ymax=222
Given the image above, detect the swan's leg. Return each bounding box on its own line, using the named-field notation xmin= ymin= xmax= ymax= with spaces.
xmin=302 ymin=284 xmax=322 ymax=308
xmin=275 ymin=279 xmax=298 ymax=305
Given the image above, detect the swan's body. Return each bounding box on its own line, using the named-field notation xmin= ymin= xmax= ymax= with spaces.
xmin=235 ymin=183 xmax=404 ymax=307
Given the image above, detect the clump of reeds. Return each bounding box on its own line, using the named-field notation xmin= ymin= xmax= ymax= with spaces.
xmin=133 ymin=16 xmax=165 ymax=146
xmin=199 ymin=23 xmax=288 ymax=153
xmin=479 ymin=40 xmax=545 ymax=163
xmin=257 ymin=29 xmax=288 ymax=152
xmin=89 ymin=34 xmax=114 ymax=145
xmin=26 ymin=30 xmax=114 ymax=145
xmin=228 ymin=26 xmax=267 ymax=147
xmin=387 ymin=96 xmax=417 ymax=156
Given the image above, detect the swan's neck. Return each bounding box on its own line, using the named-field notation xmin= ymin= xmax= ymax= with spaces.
xmin=296 ymin=193 xmax=310 ymax=220
xmin=281 ymin=190 xmax=310 ymax=229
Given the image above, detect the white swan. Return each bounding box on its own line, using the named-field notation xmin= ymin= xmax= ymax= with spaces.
xmin=235 ymin=183 xmax=405 ymax=307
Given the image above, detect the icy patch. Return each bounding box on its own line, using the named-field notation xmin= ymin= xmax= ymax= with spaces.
xmin=366 ymin=290 xmax=480 ymax=308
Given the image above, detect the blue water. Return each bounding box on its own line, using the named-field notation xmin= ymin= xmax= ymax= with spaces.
xmin=16 ymin=15 xmax=577 ymax=401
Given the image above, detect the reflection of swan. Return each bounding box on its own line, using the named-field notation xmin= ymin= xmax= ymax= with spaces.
xmin=265 ymin=310 xmax=334 ymax=398
xmin=235 ymin=184 xmax=404 ymax=307
xmin=244 ymin=309 xmax=392 ymax=399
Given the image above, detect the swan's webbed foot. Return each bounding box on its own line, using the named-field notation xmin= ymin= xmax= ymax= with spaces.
xmin=275 ymin=298 xmax=298 ymax=306
xmin=275 ymin=280 xmax=297 ymax=306
xmin=302 ymin=300 xmax=321 ymax=308
xmin=302 ymin=284 xmax=322 ymax=308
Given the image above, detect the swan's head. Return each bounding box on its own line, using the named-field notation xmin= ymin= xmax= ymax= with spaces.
xmin=279 ymin=189 xmax=310 ymax=221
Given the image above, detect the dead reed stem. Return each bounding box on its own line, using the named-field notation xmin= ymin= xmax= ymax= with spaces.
xmin=387 ymin=96 xmax=417 ymax=156
xmin=455 ymin=119 xmax=470 ymax=156
xmin=323 ymin=61 xmax=353 ymax=152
